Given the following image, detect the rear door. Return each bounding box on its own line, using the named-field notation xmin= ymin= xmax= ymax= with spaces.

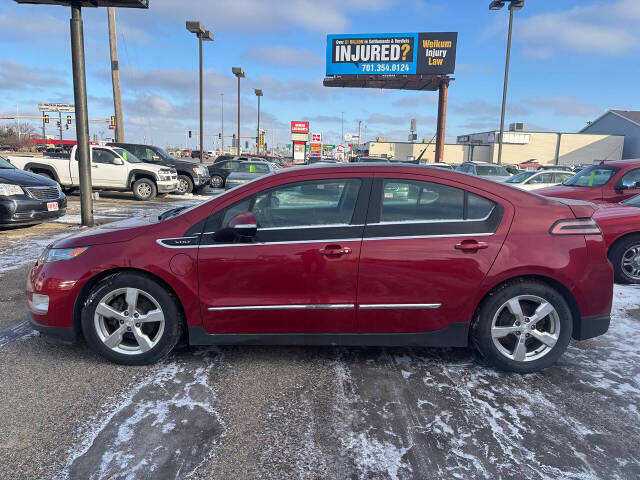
xmin=357 ymin=174 xmax=513 ymax=333
xmin=197 ymin=174 xmax=371 ymax=334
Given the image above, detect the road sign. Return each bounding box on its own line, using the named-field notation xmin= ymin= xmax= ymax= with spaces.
xmin=108 ymin=125 xmax=116 ymax=130
xmin=38 ymin=103 xmax=74 ymax=112
xmin=291 ymin=121 xmax=309 ymax=134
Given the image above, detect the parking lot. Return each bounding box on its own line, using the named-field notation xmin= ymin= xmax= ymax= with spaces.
xmin=0 ymin=193 xmax=638 ymax=480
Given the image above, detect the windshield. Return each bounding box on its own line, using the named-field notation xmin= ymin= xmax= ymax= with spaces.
xmin=153 ymin=147 xmax=175 ymax=161
xmin=621 ymin=194 xmax=640 ymax=207
xmin=505 ymin=171 xmax=535 ymax=183
xmin=562 ymin=165 xmax=619 ymax=187
xmin=114 ymin=148 xmax=142 ymax=163
xmin=237 ymin=163 xmax=269 ymax=173
xmin=476 ymin=165 xmax=510 ymax=177
xmin=0 ymin=155 xmax=14 ymax=169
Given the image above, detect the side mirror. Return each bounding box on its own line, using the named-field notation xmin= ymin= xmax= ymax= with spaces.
xmin=617 ymin=180 xmax=640 ymax=191
xmin=215 ymin=212 xmax=257 ymax=242
xmin=113 ymin=158 xmax=124 ymax=166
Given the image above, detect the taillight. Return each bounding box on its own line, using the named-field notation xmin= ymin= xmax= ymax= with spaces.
xmin=549 ymin=218 xmax=602 ymax=235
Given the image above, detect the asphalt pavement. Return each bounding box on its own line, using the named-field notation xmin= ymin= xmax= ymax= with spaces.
xmin=1 ymin=193 xmax=639 ymax=480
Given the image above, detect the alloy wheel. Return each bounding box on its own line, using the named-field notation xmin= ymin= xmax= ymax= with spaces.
xmin=94 ymin=287 xmax=165 ymax=355
xmin=621 ymin=245 xmax=640 ymax=281
xmin=137 ymin=183 xmax=152 ymax=199
xmin=177 ymin=178 xmax=189 ymax=194
xmin=211 ymin=176 xmax=224 ymax=188
xmin=491 ymin=295 xmax=560 ymax=363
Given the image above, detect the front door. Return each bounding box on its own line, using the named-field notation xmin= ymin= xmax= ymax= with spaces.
xmin=197 ymin=175 xmax=371 ymax=334
xmin=90 ymin=148 xmax=126 ymax=188
xmin=357 ymin=175 xmax=512 ymax=333
xmin=604 ymin=168 xmax=640 ymax=203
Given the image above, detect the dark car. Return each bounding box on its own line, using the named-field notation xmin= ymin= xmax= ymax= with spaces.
xmin=108 ymin=143 xmax=210 ymax=195
xmin=27 ymin=164 xmax=612 ymax=373
xmin=0 ymin=155 xmax=66 ymax=227
xmin=207 ymin=156 xmax=270 ymax=188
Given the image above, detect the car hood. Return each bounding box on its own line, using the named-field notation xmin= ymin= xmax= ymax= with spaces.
xmin=536 ymin=184 xmax=602 ymax=201
xmin=53 ymin=216 xmax=157 ymax=248
xmin=0 ymin=168 xmax=59 ymax=187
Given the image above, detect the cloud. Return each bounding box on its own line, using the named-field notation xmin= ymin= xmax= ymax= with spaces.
xmin=392 ymin=94 xmax=438 ymax=108
xmin=515 ymin=0 xmax=639 ymax=59
xmin=0 ymin=59 xmax=68 ymax=91
xmin=246 ymin=46 xmax=323 ymax=68
xmin=523 ymin=97 xmax=600 ymax=117
xmin=451 ymin=99 xmax=528 ymax=117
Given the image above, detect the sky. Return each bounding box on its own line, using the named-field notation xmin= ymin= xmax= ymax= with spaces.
xmin=0 ymin=0 xmax=638 ymax=150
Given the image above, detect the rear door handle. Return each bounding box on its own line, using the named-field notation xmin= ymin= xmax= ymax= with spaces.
xmin=319 ymin=245 xmax=352 ymax=256
xmin=455 ymin=240 xmax=489 ymax=252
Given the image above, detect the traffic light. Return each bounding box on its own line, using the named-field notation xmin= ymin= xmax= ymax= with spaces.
xmin=188 ymin=130 xmax=192 ymax=138
xmin=44 ymin=115 xmax=49 ymax=124
xmin=66 ymin=115 xmax=72 ymax=125
xmin=56 ymin=121 xmax=61 ymax=128
xmin=65 ymin=124 xmax=69 ymax=130
xmin=218 ymin=133 xmax=222 ymax=139
xmin=110 ymin=115 xmax=116 ymax=127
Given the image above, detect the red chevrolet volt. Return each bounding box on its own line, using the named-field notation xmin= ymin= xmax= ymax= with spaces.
xmin=26 ymin=164 xmax=613 ymax=373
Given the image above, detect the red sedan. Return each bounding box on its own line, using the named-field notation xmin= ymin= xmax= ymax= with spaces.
xmin=26 ymin=164 xmax=613 ymax=373
xmin=537 ymin=160 xmax=640 ymax=204
xmin=594 ymin=194 xmax=640 ymax=284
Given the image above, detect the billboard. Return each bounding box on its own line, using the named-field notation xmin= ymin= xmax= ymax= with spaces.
xmin=39 ymin=103 xmax=74 ymax=112
xmin=326 ymin=32 xmax=457 ymax=76
xmin=291 ymin=121 xmax=309 ymax=134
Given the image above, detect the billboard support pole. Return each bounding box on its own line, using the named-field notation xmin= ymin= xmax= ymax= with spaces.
xmin=108 ymin=7 xmax=124 ymax=143
xmin=435 ymin=79 xmax=449 ymax=164
xmin=70 ymin=4 xmax=94 ymax=226
xmin=41 ymin=112 xmax=46 ymax=150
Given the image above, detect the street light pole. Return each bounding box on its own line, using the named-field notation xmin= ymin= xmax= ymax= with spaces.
xmin=254 ymin=88 xmax=263 ymax=154
xmin=490 ymin=0 xmax=524 ymax=165
xmin=220 ymin=93 xmax=224 ymax=153
xmin=70 ymin=4 xmax=93 ymax=226
xmin=186 ymin=21 xmax=214 ymax=163
xmin=232 ymin=67 xmax=245 ymax=154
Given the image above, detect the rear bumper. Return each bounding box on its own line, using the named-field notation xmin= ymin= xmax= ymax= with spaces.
xmin=27 ymin=313 xmax=76 ymax=344
xmin=573 ymin=314 xmax=610 ymax=341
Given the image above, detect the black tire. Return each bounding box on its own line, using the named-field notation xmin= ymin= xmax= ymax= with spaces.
xmin=176 ymin=174 xmax=194 ymax=195
xmin=609 ymin=234 xmax=640 ymax=285
xmin=81 ymin=272 xmax=183 ymax=365
xmin=471 ymin=280 xmax=572 ymax=373
xmin=210 ymin=175 xmax=224 ymax=189
xmin=132 ymin=178 xmax=157 ymax=201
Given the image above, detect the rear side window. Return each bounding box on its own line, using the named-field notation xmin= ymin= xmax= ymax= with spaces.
xmin=380 ymin=179 xmax=495 ymax=222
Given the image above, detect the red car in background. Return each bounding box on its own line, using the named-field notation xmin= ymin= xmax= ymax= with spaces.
xmin=26 ymin=164 xmax=613 ymax=373
xmin=594 ymin=194 xmax=640 ymax=284
xmin=537 ymin=160 xmax=640 ymax=204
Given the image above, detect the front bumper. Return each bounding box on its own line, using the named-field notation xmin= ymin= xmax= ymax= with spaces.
xmin=157 ymin=180 xmax=179 ymax=193
xmin=0 ymin=195 xmax=67 ymax=226
xmin=27 ymin=312 xmax=76 ymax=344
xmin=193 ymin=173 xmax=211 ymax=186
xmin=573 ymin=314 xmax=610 ymax=341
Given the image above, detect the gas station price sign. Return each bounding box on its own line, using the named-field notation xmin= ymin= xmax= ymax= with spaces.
xmin=326 ymin=32 xmax=457 ymax=76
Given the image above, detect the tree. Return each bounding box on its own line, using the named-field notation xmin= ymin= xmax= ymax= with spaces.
xmin=0 ymin=122 xmax=36 ymax=150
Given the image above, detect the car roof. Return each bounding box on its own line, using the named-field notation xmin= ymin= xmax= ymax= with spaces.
xmin=595 ymin=159 xmax=640 ymax=168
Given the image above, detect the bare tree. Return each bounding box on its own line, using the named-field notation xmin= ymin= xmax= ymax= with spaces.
xmin=0 ymin=122 xmax=36 ymax=150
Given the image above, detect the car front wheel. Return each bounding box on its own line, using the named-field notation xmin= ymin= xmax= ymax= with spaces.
xmin=609 ymin=234 xmax=640 ymax=284
xmin=132 ymin=178 xmax=157 ymax=201
xmin=81 ymin=272 xmax=183 ymax=365
xmin=176 ymin=174 xmax=194 ymax=195
xmin=471 ymin=280 xmax=572 ymax=373
xmin=210 ymin=175 xmax=224 ymax=188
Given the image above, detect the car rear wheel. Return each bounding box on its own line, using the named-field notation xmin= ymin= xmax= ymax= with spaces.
xmin=609 ymin=234 xmax=640 ymax=284
xmin=471 ymin=280 xmax=572 ymax=373
xmin=210 ymin=175 xmax=224 ymax=188
xmin=81 ymin=273 xmax=183 ymax=365
xmin=176 ymin=174 xmax=193 ymax=195
xmin=132 ymin=178 xmax=157 ymax=201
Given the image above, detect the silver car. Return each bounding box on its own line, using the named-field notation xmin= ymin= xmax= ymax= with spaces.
xmin=224 ymin=161 xmax=279 ymax=189
xmin=456 ymin=161 xmax=512 ymax=182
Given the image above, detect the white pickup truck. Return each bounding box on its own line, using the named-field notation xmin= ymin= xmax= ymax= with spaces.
xmin=8 ymin=145 xmax=179 ymax=201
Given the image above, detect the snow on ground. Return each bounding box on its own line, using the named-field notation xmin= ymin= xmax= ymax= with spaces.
xmin=62 ymin=349 xmax=226 ymax=480
xmin=0 ymin=230 xmax=76 ymax=274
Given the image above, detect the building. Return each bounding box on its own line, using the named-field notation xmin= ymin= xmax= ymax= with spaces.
xmin=365 ymin=125 xmax=623 ymax=166
xmin=580 ymin=110 xmax=640 ymax=159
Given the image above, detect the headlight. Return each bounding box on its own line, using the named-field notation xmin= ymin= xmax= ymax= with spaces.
xmin=193 ymin=166 xmax=208 ymax=175
xmin=159 ymin=175 xmax=172 ymax=181
xmin=0 ymin=183 xmax=24 ymax=196
xmin=38 ymin=247 xmax=90 ymax=264
xmin=158 ymin=168 xmax=173 ymax=174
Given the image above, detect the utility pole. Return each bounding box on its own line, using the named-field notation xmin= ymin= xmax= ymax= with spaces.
xmin=357 ymin=120 xmax=361 ymax=153
xmin=107 ymin=7 xmax=124 ymax=142
xmin=254 ymin=88 xmax=262 ymax=154
xmin=41 ymin=112 xmax=46 ymax=150
xmin=220 ymin=93 xmax=224 ymax=153
xmin=58 ymin=111 xmax=63 ymax=149
xmin=232 ymin=67 xmax=245 ymax=154
xmin=341 ymin=111 xmax=344 ymax=145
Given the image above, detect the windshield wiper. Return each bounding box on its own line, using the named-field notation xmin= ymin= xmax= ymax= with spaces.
xmin=158 ymin=206 xmax=186 ymax=221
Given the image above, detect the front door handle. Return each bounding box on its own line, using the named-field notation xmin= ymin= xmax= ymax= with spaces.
xmin=92 ymin=164 xmax=99 ymax=168
xmin=455 ymin=240 xmax=489 ymax=252
xmin=319 ymin=245 xmax=352 ymax=256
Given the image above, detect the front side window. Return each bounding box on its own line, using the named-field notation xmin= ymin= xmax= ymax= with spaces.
xmin=380 ymin=179 xmax=494 ymax=222
xmin=529 ymin=173 xmax=553 ymax=184
xmin=252 ymin=179 xmax=361 ymax=228
xmin=505 ymin=171 xmax=535 ymax=184
xmin=476 ymin=165 xmax=510 ymax=177
xmin=237 ymin=163 xmax=269 ymax=174
xmin=0 ymin=155 xmax=14 ymax=169
xmin=113 ymin=147 xmax=142 ymax=163
xmin=563 ymin=166 xmax=619 ymax=187
xmin=555 ymin=173 xmax=573 ymax=183
xmin=92 ymin=149 xmax=119 ymax=164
